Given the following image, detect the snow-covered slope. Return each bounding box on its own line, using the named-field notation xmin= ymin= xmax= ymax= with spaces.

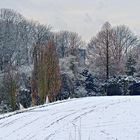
xmin=0 ymin=96 xmax=140 ymax=140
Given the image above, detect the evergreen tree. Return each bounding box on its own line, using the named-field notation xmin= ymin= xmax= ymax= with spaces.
xmin=126 ymin=54 xmax=136 ymax=76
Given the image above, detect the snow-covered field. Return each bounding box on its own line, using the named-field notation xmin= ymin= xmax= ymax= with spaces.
xmin=0 ymin=96 xmax=140 ymax=140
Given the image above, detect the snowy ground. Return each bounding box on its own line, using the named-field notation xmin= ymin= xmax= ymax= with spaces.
xmin=0 ymin=96 xmax=140 ymax=140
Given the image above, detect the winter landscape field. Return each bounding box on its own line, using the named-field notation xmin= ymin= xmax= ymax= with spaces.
xmin=0 ymin=96 xmax=140 ymax=140
xmin=0 ymin=0 xmax=140 ymax=140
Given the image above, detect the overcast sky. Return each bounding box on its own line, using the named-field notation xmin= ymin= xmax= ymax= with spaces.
xmin=0 ymin=0 xmax=140 ymax=40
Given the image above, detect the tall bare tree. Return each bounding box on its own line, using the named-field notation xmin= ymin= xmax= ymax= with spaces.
xmin=88 ymin=22 xmax=112 ymax=80
xmin=111 ymin=25 xmax=139 ymax=74
xmin=88 ymin=23 xmax=139 ymax=79
xmin=32 ymin=40 xmax=61 ymax=104
xmin=45 ymin=40 xmax=61 ymax=102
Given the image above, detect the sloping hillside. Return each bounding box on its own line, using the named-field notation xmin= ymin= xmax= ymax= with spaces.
xmin=0 ymin=96 xmax=140 ymax=140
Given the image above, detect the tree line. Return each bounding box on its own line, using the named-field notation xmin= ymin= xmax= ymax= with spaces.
xmin=0 ymin=8 xmax=140 ymax=112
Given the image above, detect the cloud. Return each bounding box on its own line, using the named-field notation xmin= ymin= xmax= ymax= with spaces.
xmin=0 ymin=0 xmax=140 ymax=40
xmin=84 ymin=13 xmax=93 ymax=24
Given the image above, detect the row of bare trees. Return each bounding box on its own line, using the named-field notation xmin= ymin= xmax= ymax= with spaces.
xmin=88 ymin=22 xmax=139 ymax=80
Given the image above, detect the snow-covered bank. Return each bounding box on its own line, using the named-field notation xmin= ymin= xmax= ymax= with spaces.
xmin=0 ymin=96 xmax=140 ymax=140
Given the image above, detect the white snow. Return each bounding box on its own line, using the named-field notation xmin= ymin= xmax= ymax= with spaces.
xmin=19 ymin=104 xmax=25 ymax=110
xmin=0 ymin=96 xmax=140 ymax=140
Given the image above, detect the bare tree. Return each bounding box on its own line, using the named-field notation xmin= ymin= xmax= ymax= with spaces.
xmin=31 ymin=39 xmax=61 ymax=104
xmin=54 ymin=31 xmax=83 ymax=57
xmin=112 ymin=25 xmax=138 ymax=73
xmin=45 ymin=40 xmax=61 ymax=102
xmin=88 ymin=23 xmax=139 ymax=79
xmin=88 ymin=22 xmax=112 ymax=80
